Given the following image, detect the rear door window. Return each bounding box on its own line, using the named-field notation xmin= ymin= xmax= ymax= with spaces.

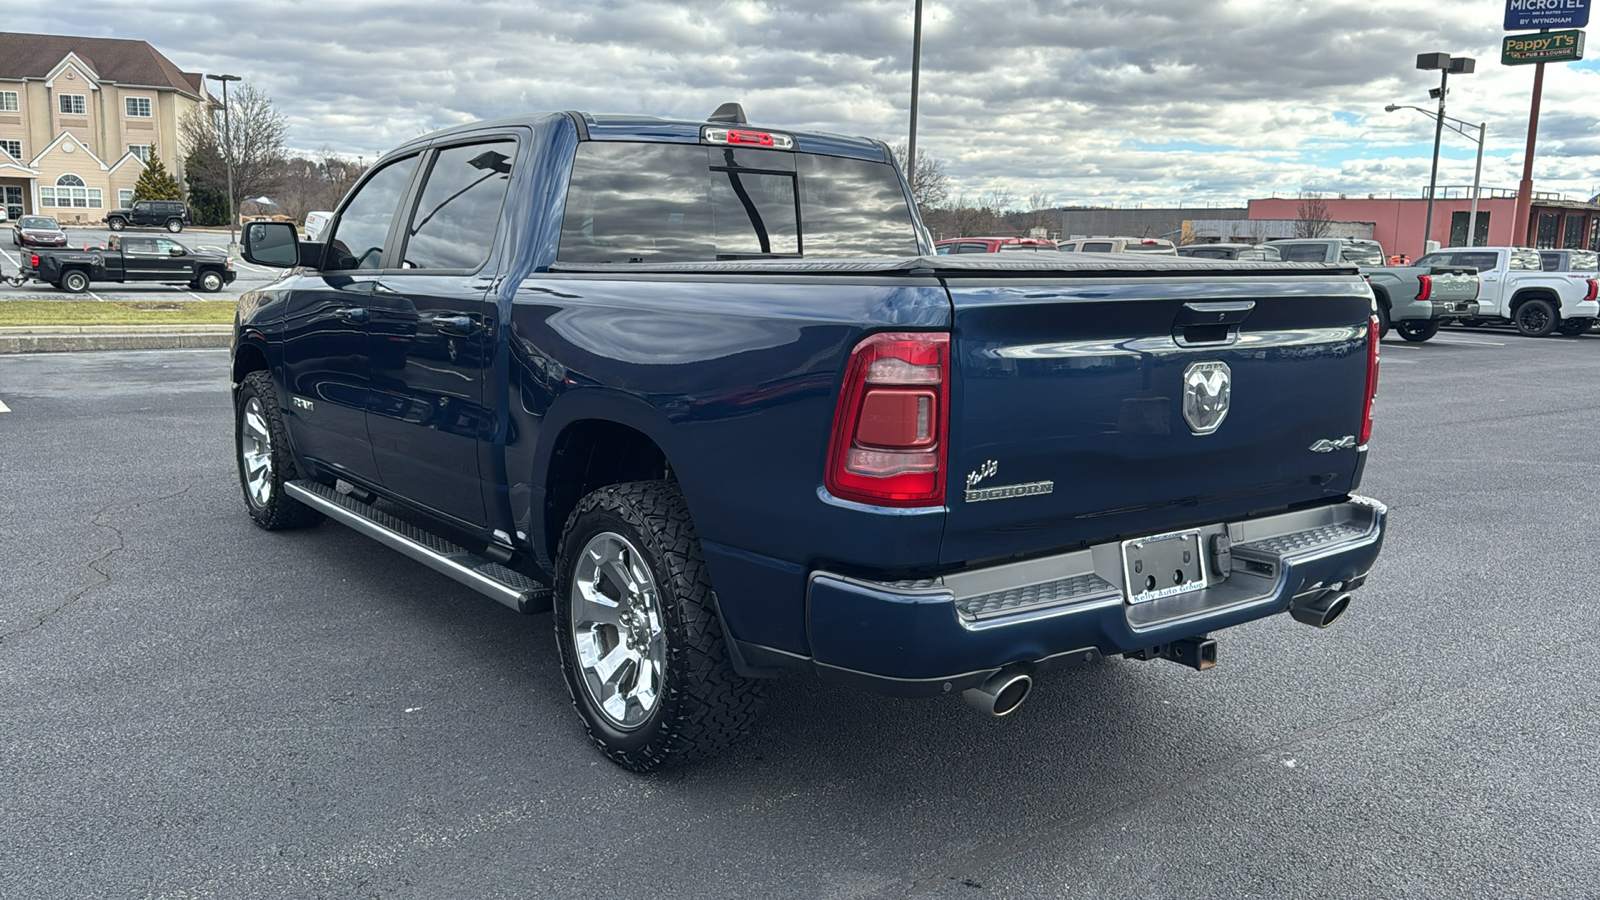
xmin=557 ymin=142 xmax=918 ymax=263
xmin=399 ymin=139 xmax=516 ymax=271
xmin=1081 ymin=241 xmax=1113 ymax=252
xmin=325 ymin=155 xmax=420 ymax=271
xmin=1453 ymin=252 xmax=1499 ymax=270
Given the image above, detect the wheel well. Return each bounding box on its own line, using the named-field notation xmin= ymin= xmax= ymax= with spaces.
xmin=543 ymin=420 xmax=669 ymax=560
xmin=232 ymin=342 xmax=268 ymax=387
xmin=1510 ymin=289 xmax=1558 ymax=312
xmin=1370 ymin=285 xmax=1391 ymax=308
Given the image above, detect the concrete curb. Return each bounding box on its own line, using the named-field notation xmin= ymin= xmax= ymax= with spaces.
xmin=0 ymin=325 xmax=231 ymax=354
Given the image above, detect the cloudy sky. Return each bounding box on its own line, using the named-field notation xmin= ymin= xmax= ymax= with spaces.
xmin=9 ymin=0 xmax=1600 ymax=209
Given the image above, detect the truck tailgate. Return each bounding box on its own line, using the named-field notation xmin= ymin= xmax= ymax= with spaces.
xmin=941 ymin=272 xmax=1375 ymax=564
xmin=1418 ymin=267 xmax=1480 ymax=301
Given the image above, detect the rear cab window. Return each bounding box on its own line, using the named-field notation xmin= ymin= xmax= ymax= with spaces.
xmin=557 ymin=142 xmax=919 ymax=263
xmin=1339 ymin=243 xmax=1386 ymax=266
xmin=1509 ymin=249 xmax=1543 ymax=271
xmin=1281 ymin=244 xmax=1329 ymax=262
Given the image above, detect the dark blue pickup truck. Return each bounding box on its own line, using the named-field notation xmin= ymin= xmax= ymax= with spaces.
xmin=232 ymin=107 xmax=1387 ymax=770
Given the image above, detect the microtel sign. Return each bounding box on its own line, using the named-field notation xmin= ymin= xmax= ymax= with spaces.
xmin=1505 ymin=0 xmax=1590 ymax=30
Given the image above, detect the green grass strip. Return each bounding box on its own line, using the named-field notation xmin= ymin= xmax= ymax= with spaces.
xmin=0 ymin=300 xmax=237 ymax=326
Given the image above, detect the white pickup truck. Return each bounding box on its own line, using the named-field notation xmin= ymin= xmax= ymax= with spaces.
xmin=1415 ymin=246 xmax=1600 ymax=336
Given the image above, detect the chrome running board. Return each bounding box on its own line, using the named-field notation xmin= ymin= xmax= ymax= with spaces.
xmin=284 ymin=480 xmax=551 ymax=614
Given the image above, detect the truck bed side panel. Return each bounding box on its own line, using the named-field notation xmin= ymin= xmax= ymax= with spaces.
xmin=505 ymin=274 xmax=950 ymax=654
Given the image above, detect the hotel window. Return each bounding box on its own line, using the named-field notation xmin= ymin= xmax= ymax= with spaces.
xmin=0 ymin=91 xmax=18 ymax=112
xmin=59 ymin=94 xmax=87 ymax=115
xmin=128 ymin=144 xmax=152 ymax=163
xmin=0 ymin=140 xmax=21 ymax=160
xmin=42 ymin=174 xmax=99 ymax=209
xmin=125 ymin=97 xmax=152 ymax=118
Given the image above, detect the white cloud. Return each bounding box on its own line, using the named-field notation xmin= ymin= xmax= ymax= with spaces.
xmin=8 ymin=0 xmax=1598 ymax=206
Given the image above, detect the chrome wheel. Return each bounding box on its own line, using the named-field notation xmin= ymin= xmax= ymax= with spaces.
xmin=199 ymin=271 xmax=223 ymax=292
xmin=240 ymin=395 xmax=274 ymax=508
xmin=569 ymin=531 xmax=666 ymax=730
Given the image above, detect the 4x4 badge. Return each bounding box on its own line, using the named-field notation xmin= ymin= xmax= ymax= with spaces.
xmin=1310 ymin=435 xmax=1357 ymax=452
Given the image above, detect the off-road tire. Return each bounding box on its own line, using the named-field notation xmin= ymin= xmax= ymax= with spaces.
xmin=235 ymin=371 xmax=324 ymax=530
xmin=1514 ymin=299 xmax=1558 ymax=337
xmin=1375 ymin=303 xmax=1391 ymax=339
xmin=107 ymin=217 xmax=126 ymax=232
xmin=194 ymin=269 xmax=225 ymax=293
xmin=166 ymin=218 xmax=184 ymax=233
xmin=1395 ymin=320 xmax=1440 ymax=342
xmin=61 ymin=269 xmax=89 ymax=293
xmin=553 ymin=480 xmax=763 ymax=772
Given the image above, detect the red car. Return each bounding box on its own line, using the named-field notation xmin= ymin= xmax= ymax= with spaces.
xmin=935 ymin=236 xmax=1059 ymax=254
xmin=12 ymin=215 xmax=67 ymax=249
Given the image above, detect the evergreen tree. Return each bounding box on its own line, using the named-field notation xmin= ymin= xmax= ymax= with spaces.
xmin=133 ymin=150 xmax=184 ymax=201
xmin=183 ymin=142 xmax=230 ymax=226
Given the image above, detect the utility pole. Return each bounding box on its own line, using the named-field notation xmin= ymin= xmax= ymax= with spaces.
xmin=1414 ymin=53 xmax=1475 ymax=257
xmin=906 ymin=0 xmax=924 ymax=201
xmin=206 ymin=73 xmax=242 ymax=252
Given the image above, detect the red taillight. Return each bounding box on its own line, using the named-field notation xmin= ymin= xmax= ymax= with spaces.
xmin=1586 ymin=279 xmax=1598 ymax=302
xmin=30 ymin=254 xmax=39 ymax=268
xmin=1361 ymin=314 xmax=1380 ymax=446
xmin=826 ymin=332 xmax=950 ymax=506
xmin=1415 ymin=274 xmax=1433 ymax=301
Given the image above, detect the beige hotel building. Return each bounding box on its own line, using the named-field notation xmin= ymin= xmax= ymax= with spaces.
xmin=0 ymin=32 xmax=210 ymax=224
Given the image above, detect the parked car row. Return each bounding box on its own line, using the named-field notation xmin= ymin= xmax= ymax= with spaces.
xmin=934 ymin=234 xmax=1600 ymax=342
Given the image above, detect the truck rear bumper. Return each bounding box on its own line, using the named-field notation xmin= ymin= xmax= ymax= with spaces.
xmin=791 ymin=496 xmax=1386 ymax=697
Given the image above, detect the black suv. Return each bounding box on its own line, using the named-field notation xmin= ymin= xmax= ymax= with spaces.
xmin=104 ymin=200 xmax=191 ymax=233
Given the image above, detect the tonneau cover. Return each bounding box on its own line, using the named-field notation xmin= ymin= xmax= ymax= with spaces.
xmin=548 ymin=254 xmax=1363 ymax=278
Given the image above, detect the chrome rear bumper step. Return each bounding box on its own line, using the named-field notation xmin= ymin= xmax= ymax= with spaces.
xmin=285 ymin=480 xmax=551 ymax=614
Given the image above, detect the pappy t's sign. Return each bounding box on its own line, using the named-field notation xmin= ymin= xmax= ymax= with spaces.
xmin=1504 ymin=0 xmax=1590 ymax=30
xmin=1502 ymin=28 xmax=1587 ymax=64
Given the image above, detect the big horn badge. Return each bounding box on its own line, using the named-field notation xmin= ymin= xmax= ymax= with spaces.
xmin=1182 ymin=361 xmax=1231 ymax=435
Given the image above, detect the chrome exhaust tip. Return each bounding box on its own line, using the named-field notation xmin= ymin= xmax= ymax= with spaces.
xmin=962 ymin=669 xmax=1032 ymax=717
xmin=1290 ymin=591 xmax=1353 ymax=628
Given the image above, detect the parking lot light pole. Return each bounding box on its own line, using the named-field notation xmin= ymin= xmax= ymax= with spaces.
xmin=1386 ymin=103 xmax=1486 ymax=247
xmin=205 ymin=73 xmax=242 ymax=252
xmin=1412 ymin=53 xmax=1475 ymax=256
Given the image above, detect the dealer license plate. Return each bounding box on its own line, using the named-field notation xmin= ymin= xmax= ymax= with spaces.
xmin=1121 ymin=529 xmax=1207 ymax=604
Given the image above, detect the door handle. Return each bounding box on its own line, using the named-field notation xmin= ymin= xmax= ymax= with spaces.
xmin=336 ymin=306 xmax=369 ymax=324
xmin=434 ymin=315 xmax=475 ymax=336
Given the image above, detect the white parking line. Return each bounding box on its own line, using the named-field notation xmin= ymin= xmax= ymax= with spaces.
xmin=0 ymin=398 xmax=10 ymax=412
xmin=1432 ymin=337 xmax=1506 ymax=346
xmin=87 ymin=289 xmax=106 ymax=302
xmin=0 ymin=246 xmax=18 ymax=267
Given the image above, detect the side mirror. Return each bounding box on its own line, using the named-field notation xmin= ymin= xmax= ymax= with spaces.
xmin=169 ymin=247 xmax=185 ymax=257
xmin=243 ymin=221 xmax=301 ymax=267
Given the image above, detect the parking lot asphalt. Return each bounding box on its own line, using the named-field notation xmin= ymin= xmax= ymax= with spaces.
xmin=2 ymin=334 xmax=1598 ymax=898
xmin=1 ymin=226 xmax=279 ymax=301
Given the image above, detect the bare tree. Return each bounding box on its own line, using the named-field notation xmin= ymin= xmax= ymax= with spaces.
xmin=981 ymin=188 xmax=1015 ymax=217
xmin=1295 ymin=192 xmax=1334 ymax=239
xmin=891 ymin=142 xmax=950 ymax=210
xmin=181 ymin=82 xmax=289 ymax=220
xmin=269 ymin=147 xmax=367 ymax=222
